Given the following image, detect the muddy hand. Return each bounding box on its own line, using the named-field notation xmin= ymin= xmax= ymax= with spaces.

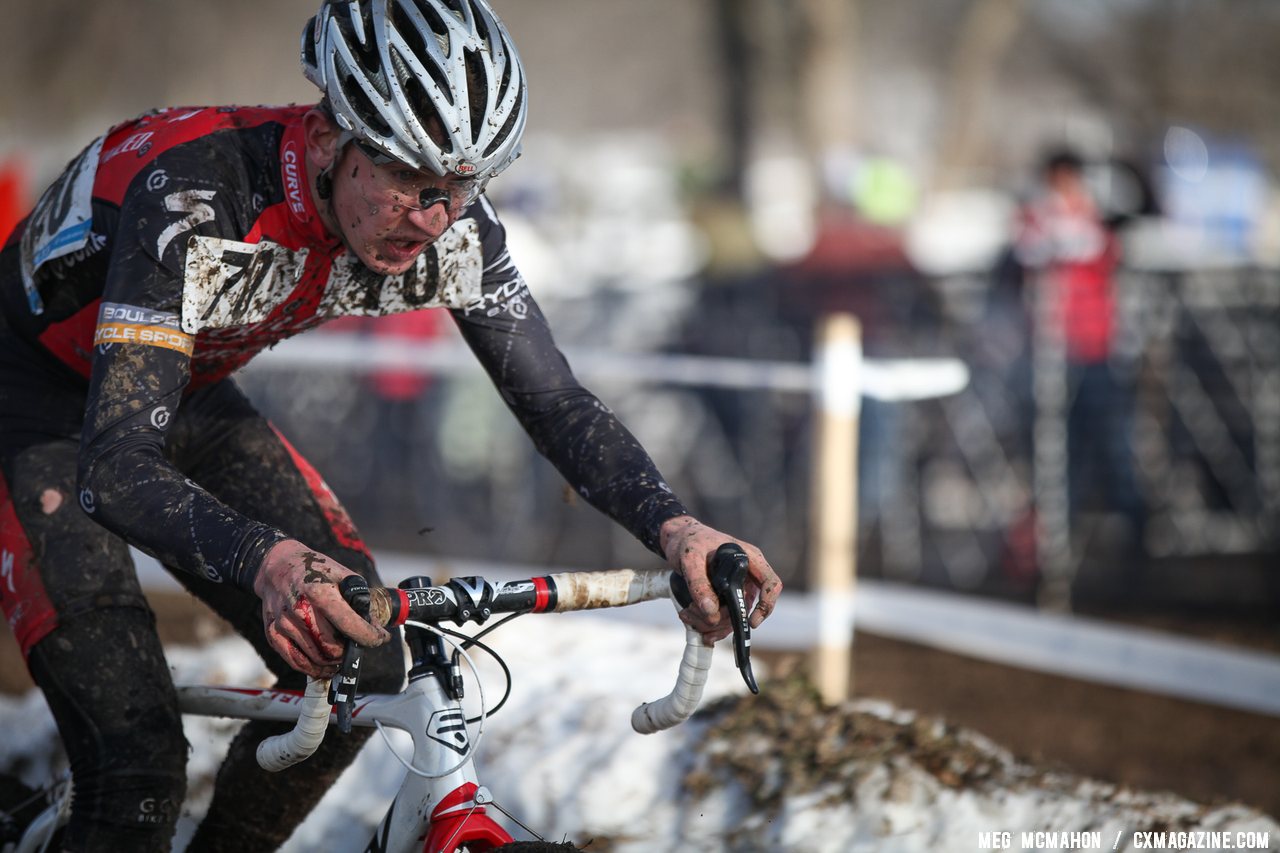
xmin=254 ymin=539 xmax=391 ymax=678
xmin=658 ymin=516 xmax=782 ymax=644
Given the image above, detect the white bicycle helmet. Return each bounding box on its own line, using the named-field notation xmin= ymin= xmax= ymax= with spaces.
xmin=302 ymin=0 xmax=527 ymax=180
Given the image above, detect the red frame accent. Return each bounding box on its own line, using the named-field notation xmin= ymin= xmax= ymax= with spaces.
xmin=532 ymin=576 xmax=551 ymax=613
xmin=422 ymin=782 xmax=513 ymax=852
xmin=221 ymin=687 xmax=303 ymax=698
xmin=211 ymin=685 xmax=385 ymax=720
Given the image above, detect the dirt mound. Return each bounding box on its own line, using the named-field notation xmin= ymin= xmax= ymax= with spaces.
xmin=686 ymin=676 xmax=1024 ymax=808
xmin=682 ymin=673 xmax=1277 ymax=848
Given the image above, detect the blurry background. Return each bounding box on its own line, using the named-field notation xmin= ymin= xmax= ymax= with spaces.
xmin=1 ymin=0 xmax=1277 ymax=817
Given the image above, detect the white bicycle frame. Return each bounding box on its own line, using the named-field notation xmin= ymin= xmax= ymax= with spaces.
xmin=177 ymin=674 xmax=501 ymax=853
xmin=6 ymin=777 xmax=71 ymax=853
xmin=7 ymin=568 xmax=718 ymax=853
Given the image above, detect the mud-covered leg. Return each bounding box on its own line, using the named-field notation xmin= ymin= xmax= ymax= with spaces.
xmin=1 ymin=443 xmax=188 ymax=853
xmin=29 ymin=608 xmax=189 ymax=853
xmin=167 ymin=381 xmax=404 ymax=852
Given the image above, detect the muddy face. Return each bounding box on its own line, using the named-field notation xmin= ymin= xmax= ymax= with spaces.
xmin=326 ymin=145 xmax=458 ymax=276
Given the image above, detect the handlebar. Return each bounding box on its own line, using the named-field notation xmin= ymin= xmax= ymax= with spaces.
xmin=256 ymin=544 xmax=759 ymax=770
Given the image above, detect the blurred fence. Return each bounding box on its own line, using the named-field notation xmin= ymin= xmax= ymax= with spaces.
xmin=884 ymin=264 xmax=1280 ymax=605
xmin=240 ymin=331 xmax=818 ymax=580
xmin=1127 ymin=268 xmax=1280 ymax=553
xmin=239 ymin=320 xmax=964 ymax=579
xmin=238 ymin=264 xmax=1280 ymax=608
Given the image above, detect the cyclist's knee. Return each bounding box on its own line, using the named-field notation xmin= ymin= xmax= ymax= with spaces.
xmin=59 ymin=694 xmax=188 ymax=850
xmin=64 ymin=765 xmax=187 ymax=852
xmin=28 ymin=605 xmax=189 ymax=848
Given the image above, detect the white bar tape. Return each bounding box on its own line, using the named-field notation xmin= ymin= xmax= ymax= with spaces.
xmin=631 ymin=627 xmax=714 ymax=735
xmin=256 ymin=678 xmax=333 ymax=772
xmin=548 ymin=569 xmax=672 ymax=611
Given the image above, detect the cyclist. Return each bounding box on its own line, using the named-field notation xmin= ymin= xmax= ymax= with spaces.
xmin=0 ymin=0 xmax=781 ymax=850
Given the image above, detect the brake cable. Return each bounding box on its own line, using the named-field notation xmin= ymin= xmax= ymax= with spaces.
xmin=435 ymin=622 xmax=516 ymax=723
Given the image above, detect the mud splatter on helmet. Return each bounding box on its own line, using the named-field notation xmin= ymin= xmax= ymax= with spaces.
xmin=302 ymin=0 xmax=527 ymax=179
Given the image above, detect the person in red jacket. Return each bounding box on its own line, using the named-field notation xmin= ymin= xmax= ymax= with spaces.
xmin=1016 ymin=149 xmax=1146 ymax=561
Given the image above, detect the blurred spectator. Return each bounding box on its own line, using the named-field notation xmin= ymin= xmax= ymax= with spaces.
xmin=1016 ymin=149 xmax=1146 ymax=556
xmin=782 ymin=201 xmax=925 ymax=531
xmin=316 ymin=311 xmax=447 ymax=535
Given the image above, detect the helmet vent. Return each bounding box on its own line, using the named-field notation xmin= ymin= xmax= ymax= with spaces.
xmin=484 ymin=82 xmax=521 ymax=159
xmin=417 ymin=0 xmax=452 ymax=40
xmin=463 ymin=48 xmax=488 ymax=146
xmin=302 ymin=16 xmax=320 ymax=72
xmin=496 ymin=45 xmax=511 ymax=96
xmin=336 ymin=5 xmax=382 ymax=75
xmin=399 ymin=64 xmax=451 ymax=150
xmin=391 ymin=3 xmax=453 ymax=105
xmin=472 ymin=5 xmax=491 ymax=47
xmin=339 ymin=69 xmax=393 ymax=138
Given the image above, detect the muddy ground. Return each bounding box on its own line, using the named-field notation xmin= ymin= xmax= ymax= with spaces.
xmin=1 ymin=592 xmax=1276 ymax=821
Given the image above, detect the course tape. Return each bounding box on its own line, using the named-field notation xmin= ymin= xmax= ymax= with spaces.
xmin=133 ymin=550 xmax=1280 ymax=718
xmin=247 ymin=334 xmax=969 ymax=402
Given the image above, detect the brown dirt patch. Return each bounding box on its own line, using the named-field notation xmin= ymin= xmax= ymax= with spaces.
xmin=763 ymin=631 xmax=1280 ymax=820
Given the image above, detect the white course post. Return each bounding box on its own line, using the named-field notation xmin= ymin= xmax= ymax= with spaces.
xmin=809 ymin=313 xmax=862 ymax=704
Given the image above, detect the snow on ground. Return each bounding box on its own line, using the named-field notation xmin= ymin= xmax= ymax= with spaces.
xmin=1 ymin=609 xmax=1276 ymax=852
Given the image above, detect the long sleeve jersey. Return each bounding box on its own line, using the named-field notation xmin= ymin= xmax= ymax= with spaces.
xmin=0 ymin=104 xmax=687 ymax=589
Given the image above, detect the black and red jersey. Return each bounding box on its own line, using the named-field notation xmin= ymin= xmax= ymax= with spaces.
xmin=7 ymin=104 xmax=495 ymax=386
xmin=0 ymin=104 xmax=686 ymax=588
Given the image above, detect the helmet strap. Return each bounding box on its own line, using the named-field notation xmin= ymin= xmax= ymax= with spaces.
xmin=316 ymin=165 xmax=334 ymax=201
xmin=313 ymin=146 xmax=360 ymax=261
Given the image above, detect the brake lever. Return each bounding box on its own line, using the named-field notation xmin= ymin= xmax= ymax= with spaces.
xmin=710 ymin=543 xmax=759 ymax=694
xmin=669 ymin=542 xmax=759 ymax=695
xmin=329 ymin=575 xmax=370 ymax=734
